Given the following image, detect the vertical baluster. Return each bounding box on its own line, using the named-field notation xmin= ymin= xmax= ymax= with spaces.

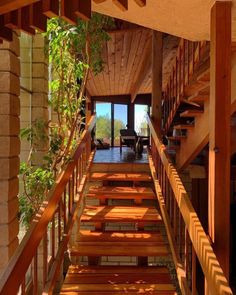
xmin=184 ymin=227 xmax=189 ymax=279
xmin=178 ymin=213 xmax=183 ymax=260
xmin=178 ymin=45 xmax=181 ymax=103
xmin=173 ymin=198 xmax=177 ymax=240
xmin=187 ymin=40 xmax=190 ymax=84
xmin=75 ymin=161 xmax=79 ymax=194
xmin=43 ymin=233 xmax=48 ymax=287
xmin=192 ymin=42 xmax=195 ymax=72
xmin=58 ymin=202 xmax=61 ymax=245
xmin=51 ymin=215 xmax=55 ymax=259
xmin=175 ymin=57 xmax=178 ymax=100
xmin=33 ymin=251 xmax=38 ymax=295
xmin=183 ymin=39 xmax=186 ymax=90
xmin=21 ymin=278 xmax=26 ymax=295
xmin=63 ymin=189 xmax=67 ymax=230
xmin=192 ymin=246 xmax=197 ymax=295
xmin=72 ymin=170 xmax=75 ymax=204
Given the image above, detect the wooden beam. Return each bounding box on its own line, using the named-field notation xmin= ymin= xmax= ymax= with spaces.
xmin=3 ymin=10 xmax=18 ymax=29
xmin=151 ymin=30 xmax=163 ymax=134
xmin=29 ymin=2 xmax=47 ymax=32
xmin=112 ymin=0 xmax=128 ymax=11
xmin=42 ymin=0 xmax=59 ymax=18
xmin=208 ymin=0 xmax=231 ymax=280
xmin=0 ymin=0 xmax=39 ymax=14
xmin=133 ymin=0 xmax=146 ymax=7
xmin=0 ymin=15 xmax=13 ymax=41
xmin=130 ymin=37 xmax=152 ymax=103
xmin=18 ymin=6 xmax=35 ymax=35
xmin=75 ymin=0 xmax=91 ymax=20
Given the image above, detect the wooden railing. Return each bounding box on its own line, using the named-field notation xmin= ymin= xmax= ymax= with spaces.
xmin=0 ymin=115 xmax=96 ymax=295
xmin=162 ymin=39 xmax=209 ymax=132
xmin=147 ymin=115 xmax=233 ymax=295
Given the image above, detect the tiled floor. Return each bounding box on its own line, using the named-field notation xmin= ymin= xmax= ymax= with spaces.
xmin=93 ymin=147 xmax=148 ymax=163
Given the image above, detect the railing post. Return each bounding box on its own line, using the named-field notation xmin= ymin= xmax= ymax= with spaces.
xmin=151 ymin=30 xmax=163 ymax=134
xmin=208 ymin=0 xmax=231 ymax=282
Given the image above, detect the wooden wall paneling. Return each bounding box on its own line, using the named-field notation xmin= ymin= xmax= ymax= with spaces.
xmin=112 ymin=0 xmax=128 ymax=11
xmin=19 ymin=6 xmax=35 ymax=35
xmin=107 ymin=34 xmax=116 ymax=94
xmin=0 ymin=15 xmax=13 ymax=41
xmin=119 ymin=31 xmax=132 ymax=94
xmin=134 ymin=0 xmax=146 ymax=7
xmin=61 ymin=0 xmax=77 ymax=25
xmin=114 ymin=32 xmax=123 ymax=95
xmin=3 ymin=10 xmax=18 ymax=29
xmin=130 ymin=32 xmax=152 ymax=102
xmin=125 ymin=30 xmax=144 ymax=95
xmin=75 ymin=0 xmax=91 ymax=20
xmin=42 ymin=0 xmax=59 ymax=18
xmin=29 ymin=2 xmax=47 ymax=32
xmin=123 ymin=30 xmax=142 ymax=94
xmin=208 ymin=0 xmax=231 ymax=280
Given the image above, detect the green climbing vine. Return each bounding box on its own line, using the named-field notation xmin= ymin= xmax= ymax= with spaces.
xmin=19 ymin=14 xmax=113 ymax=228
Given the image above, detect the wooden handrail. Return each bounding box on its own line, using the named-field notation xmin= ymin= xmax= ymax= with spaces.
xmin=0 ymin=115 xmax=96 ymax=295
xmin=147 ymin=115 xmax=233 ymax=295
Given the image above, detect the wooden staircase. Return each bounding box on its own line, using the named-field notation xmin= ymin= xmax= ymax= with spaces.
xmin=60 ymin=171 xmax=177 ymax=294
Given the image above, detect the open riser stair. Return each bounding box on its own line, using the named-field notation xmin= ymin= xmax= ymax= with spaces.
xmin=61 ymin=167 xmax=177 ymax=294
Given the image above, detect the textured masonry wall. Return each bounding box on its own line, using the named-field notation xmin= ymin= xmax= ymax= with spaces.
xmin=0 ymin=32 xmax=20 ymax=276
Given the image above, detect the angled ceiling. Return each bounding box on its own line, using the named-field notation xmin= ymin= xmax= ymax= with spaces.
xmin=92 ymin=0 xmax=236 ymax=42
xmin=86 ymin=29 xmax=179 ymax=97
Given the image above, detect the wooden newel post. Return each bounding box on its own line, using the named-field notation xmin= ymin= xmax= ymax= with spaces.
xmin=151 ymin=30 xmax=163 ymax=137
xmin=208 ymin=0 xmax=231 ymax=281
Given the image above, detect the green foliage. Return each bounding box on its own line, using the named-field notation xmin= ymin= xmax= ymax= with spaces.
xmin=96 ymin=114 xmax=125 ymax=141
xmin=19 ymin=14 xmax=114 ymax=228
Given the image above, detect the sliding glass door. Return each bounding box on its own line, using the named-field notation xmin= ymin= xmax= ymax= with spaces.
xmin=95 ymin=102 xmax=128 ymax=147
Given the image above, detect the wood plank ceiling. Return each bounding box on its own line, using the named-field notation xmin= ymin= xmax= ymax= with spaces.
xmin=87 ymin=29 xmax=179 ymax=97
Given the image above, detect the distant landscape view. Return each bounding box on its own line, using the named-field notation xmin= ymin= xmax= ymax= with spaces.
xmin=95 ymin=102 xmax=148 ymax=146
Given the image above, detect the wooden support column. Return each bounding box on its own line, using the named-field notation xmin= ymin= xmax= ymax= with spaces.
xmin=151 ymin=31 xmax=163 ymax=135
xmin=208 ymin=0 xmax=231 ymax=281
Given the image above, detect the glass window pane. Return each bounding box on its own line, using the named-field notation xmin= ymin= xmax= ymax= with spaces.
xmin=114 ymin=104 xmax=128 ymax=146
xmin=95 ymin=102 xmax=111 ymax=145
xmin=135 ymin=104 xmax=148 ymax=136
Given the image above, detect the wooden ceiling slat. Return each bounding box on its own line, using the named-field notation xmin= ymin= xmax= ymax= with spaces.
xmin=114 ymin=33 xmax=123 ymax=95
xmin=30 ymin=2 xmax=47 ymax=32
xmin=116 ymin=33 xmax=124 ymax=94
xmin=42 ymin=0 xmax=59 ymax=18
xmin=0 ymin=15 xmax=12 ymax=41
xmin=112 ymin=0 xmax=128 ymax=11
xmin=3 ymin=10 xmax=18 ymax=29
xmin=93 ymin=0 xmax=107 ymax=3
xmin=133 ymin=0 xmax=146 ymax=7
xmin=107 ymin=34 xmax=116 ymax=95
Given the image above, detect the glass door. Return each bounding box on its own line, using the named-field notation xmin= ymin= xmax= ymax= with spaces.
xmin=113 ymin=104 xmax=128 ymax=146
xmin=134 ymin=104 xmax=149 ymax=136
xmin=95 ymin=102 xmax=112 ymax=145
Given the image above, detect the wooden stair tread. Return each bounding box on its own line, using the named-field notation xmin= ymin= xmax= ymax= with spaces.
xmin=180 ymin=109 xmax=204 ymax=117
xmin=173 ymin=124 xmax=194 ymax=130
xmin=87 ymin=186 xmax=155 ymax=199
xmin=61 ymin=266 xmax=175 ymax=294
xmin=77 ymin=230 xmax=165 ymax=243
xmin=90 ymin=172 xmax=152 ymax=182
xmin=188 ymin=93 xmax=209 ymax=103
xmin=70 ymin=231 xmax=168 ymax=257
xmin=68 ymin=265 xmax=170 ymax=274
xmin=81 ymin=206 xmax=162 ymax=223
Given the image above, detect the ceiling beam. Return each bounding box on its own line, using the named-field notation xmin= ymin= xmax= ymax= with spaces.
xmin=112 ymin=0 xmax=128 ymax=11
xmin=134 ymin=0 xmax=146 ymax=7
xmin=0 ymin=0 xmax=39 ymax=14
xmin=130 ymin=38 xmax=152 ymax=103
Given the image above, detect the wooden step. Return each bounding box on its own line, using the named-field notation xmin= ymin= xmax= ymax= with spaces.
xmin=89 ymin=172 xmax=152 ymax=182
xmin=188 ymin=92 xmax=209 ymax=103
xmin=61 ymin=266 xmax=175 ymax=294
xmin=173 ymin=124 xmax=194 ymax=130
xmin=71 ymin=231 xmax=168 ymax=257
xmin=180 ymin=109 xmax=204 ymax=118
xmin=81 ymin=206 xmax=162 ymax=224
xmin=87 ymin=186 xmax=155 ymax=201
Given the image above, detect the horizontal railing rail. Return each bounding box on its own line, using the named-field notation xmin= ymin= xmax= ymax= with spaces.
xmin=147 ymin=115 xmax=233 ymax=295
xmin=163 ymin=39 xmax=209 ymax=132
xmin=0 ymin=115 xmax=96 ymax=295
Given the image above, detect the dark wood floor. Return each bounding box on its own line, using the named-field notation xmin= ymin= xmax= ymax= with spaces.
xmin=93 ymin=147 xmax=148 ymax=163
